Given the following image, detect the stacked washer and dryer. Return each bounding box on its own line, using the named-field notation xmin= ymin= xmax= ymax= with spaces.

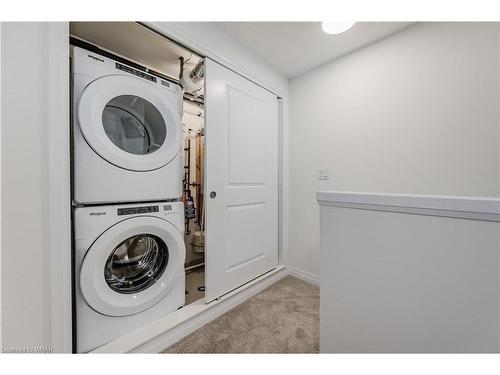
xmin=72 ymin=46 xmax=186 ymax=353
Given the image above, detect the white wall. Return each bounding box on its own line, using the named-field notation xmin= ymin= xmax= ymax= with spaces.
xmin=1 ymin=22 xmax=52 ymax=348
xmin=289 ymin=22 xmax=500 ymax=277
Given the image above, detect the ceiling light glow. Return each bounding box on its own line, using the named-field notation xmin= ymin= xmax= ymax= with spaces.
xmin=321 ymin=22 xmax=355 ymax=35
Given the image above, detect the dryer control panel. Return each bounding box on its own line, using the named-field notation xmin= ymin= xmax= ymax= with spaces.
xmin=117 ymin=205 xmax=159 ymax=216
xmin=115 ymin=62 xmax=157 ymax=82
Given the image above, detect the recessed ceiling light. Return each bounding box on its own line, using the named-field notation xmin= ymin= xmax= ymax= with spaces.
xmin=321 ymin=22 xmax=355 ymax=35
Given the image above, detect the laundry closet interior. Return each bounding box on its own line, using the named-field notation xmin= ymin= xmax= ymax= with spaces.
xmin=69 ymin=22 xmax=281 ymax=353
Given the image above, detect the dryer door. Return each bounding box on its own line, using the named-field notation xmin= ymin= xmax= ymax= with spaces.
xmin=77 ymin=75 xmax=181 ymax=171
xmin=80 ymin=216 xmax=185 ymax=317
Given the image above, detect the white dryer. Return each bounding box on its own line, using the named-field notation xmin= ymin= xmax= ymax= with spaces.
xmin=74 ymin=201 xmax=185 ymax=353
xmin=72 ymin=46 xmax=183 ymax=204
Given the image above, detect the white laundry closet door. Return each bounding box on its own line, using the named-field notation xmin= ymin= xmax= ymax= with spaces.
xmin=204 ymin=58 xmax=279 ymax=302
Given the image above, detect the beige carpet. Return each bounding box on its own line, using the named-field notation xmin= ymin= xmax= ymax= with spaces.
xmin=163 ymin=276 xmax=319 ymax=353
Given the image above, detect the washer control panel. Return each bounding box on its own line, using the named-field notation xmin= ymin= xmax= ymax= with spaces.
xmin=75 ymin=201 xmax=184 ymax=240
xmin=114 ymin=203 xmax=182 ymax=216
xmin=162 ymin=203 xmax=181 ymax=216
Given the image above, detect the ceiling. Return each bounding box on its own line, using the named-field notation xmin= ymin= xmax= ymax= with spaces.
xmin=70 ymin=22 xmax=414 ymax=81
xmin=215 ymin=22 xmax=414 ymax=78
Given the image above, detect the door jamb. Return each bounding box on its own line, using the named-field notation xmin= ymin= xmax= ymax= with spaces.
xmin=48 ymin=22 xmax=72 ymax=353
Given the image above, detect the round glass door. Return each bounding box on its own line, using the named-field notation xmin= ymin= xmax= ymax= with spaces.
xmin=79 ymin=216 xmax=185 ymax=317
xmin=102 ymin=95 xmax=167 ymax=155
xmin=104 ymin=234 xmax=169 ymax=294
xmin=77 ymin=75 xmax=182 ymax=171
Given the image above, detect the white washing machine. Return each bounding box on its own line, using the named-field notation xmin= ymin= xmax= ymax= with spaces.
xmin=74 ymin=201 xmax=186 ymax=353
xmin=72 ymin=46 xmax=184 ymax=204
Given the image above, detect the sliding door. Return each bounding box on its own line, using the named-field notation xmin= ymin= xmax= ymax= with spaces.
xmin=204 ymin=59 xmax=279 ymax=302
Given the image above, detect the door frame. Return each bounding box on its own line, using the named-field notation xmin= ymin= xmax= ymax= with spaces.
xmin=49 ymin=21 xmax=289 ymax=352
xmin=48 ymin=22 xmax=72 ymax=353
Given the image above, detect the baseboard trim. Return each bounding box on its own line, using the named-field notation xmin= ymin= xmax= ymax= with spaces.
xmin=92 ymin=265 xmax=287 ymax=353
xmin=287 ymin=266 xmax=320 ymax=287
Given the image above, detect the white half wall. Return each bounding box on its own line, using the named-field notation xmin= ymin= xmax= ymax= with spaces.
xmin=318 ymin=193 xmax=500 ymax=352
xmin=289 ymin=22 xmax=500 ymax=277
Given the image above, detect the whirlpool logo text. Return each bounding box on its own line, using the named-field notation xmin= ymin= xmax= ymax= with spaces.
xmin=87 ymin=54 xmax=104 ymax=63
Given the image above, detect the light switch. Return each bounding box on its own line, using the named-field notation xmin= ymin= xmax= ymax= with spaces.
xmin=318 ymin=167 xmax=329 ymax=180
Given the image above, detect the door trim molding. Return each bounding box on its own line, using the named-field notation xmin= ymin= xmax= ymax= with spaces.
xmin=0 ymin=22 xmax=3 ymax=349
xmin=48 ymin=22 xmax=72 ymax=353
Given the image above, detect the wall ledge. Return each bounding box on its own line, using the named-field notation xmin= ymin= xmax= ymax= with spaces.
xmin=317 ymin=191 xmax=500 ymax=222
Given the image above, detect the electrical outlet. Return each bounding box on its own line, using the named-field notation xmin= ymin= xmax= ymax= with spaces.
xmin=318 ymin=167 xmax=329 ymax=180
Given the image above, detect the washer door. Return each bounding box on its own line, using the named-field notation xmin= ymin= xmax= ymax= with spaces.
xmin=80 ymin=216 xmax=185 ymax=317
xmin=77 ymin=75 xmax=181 ymax=171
